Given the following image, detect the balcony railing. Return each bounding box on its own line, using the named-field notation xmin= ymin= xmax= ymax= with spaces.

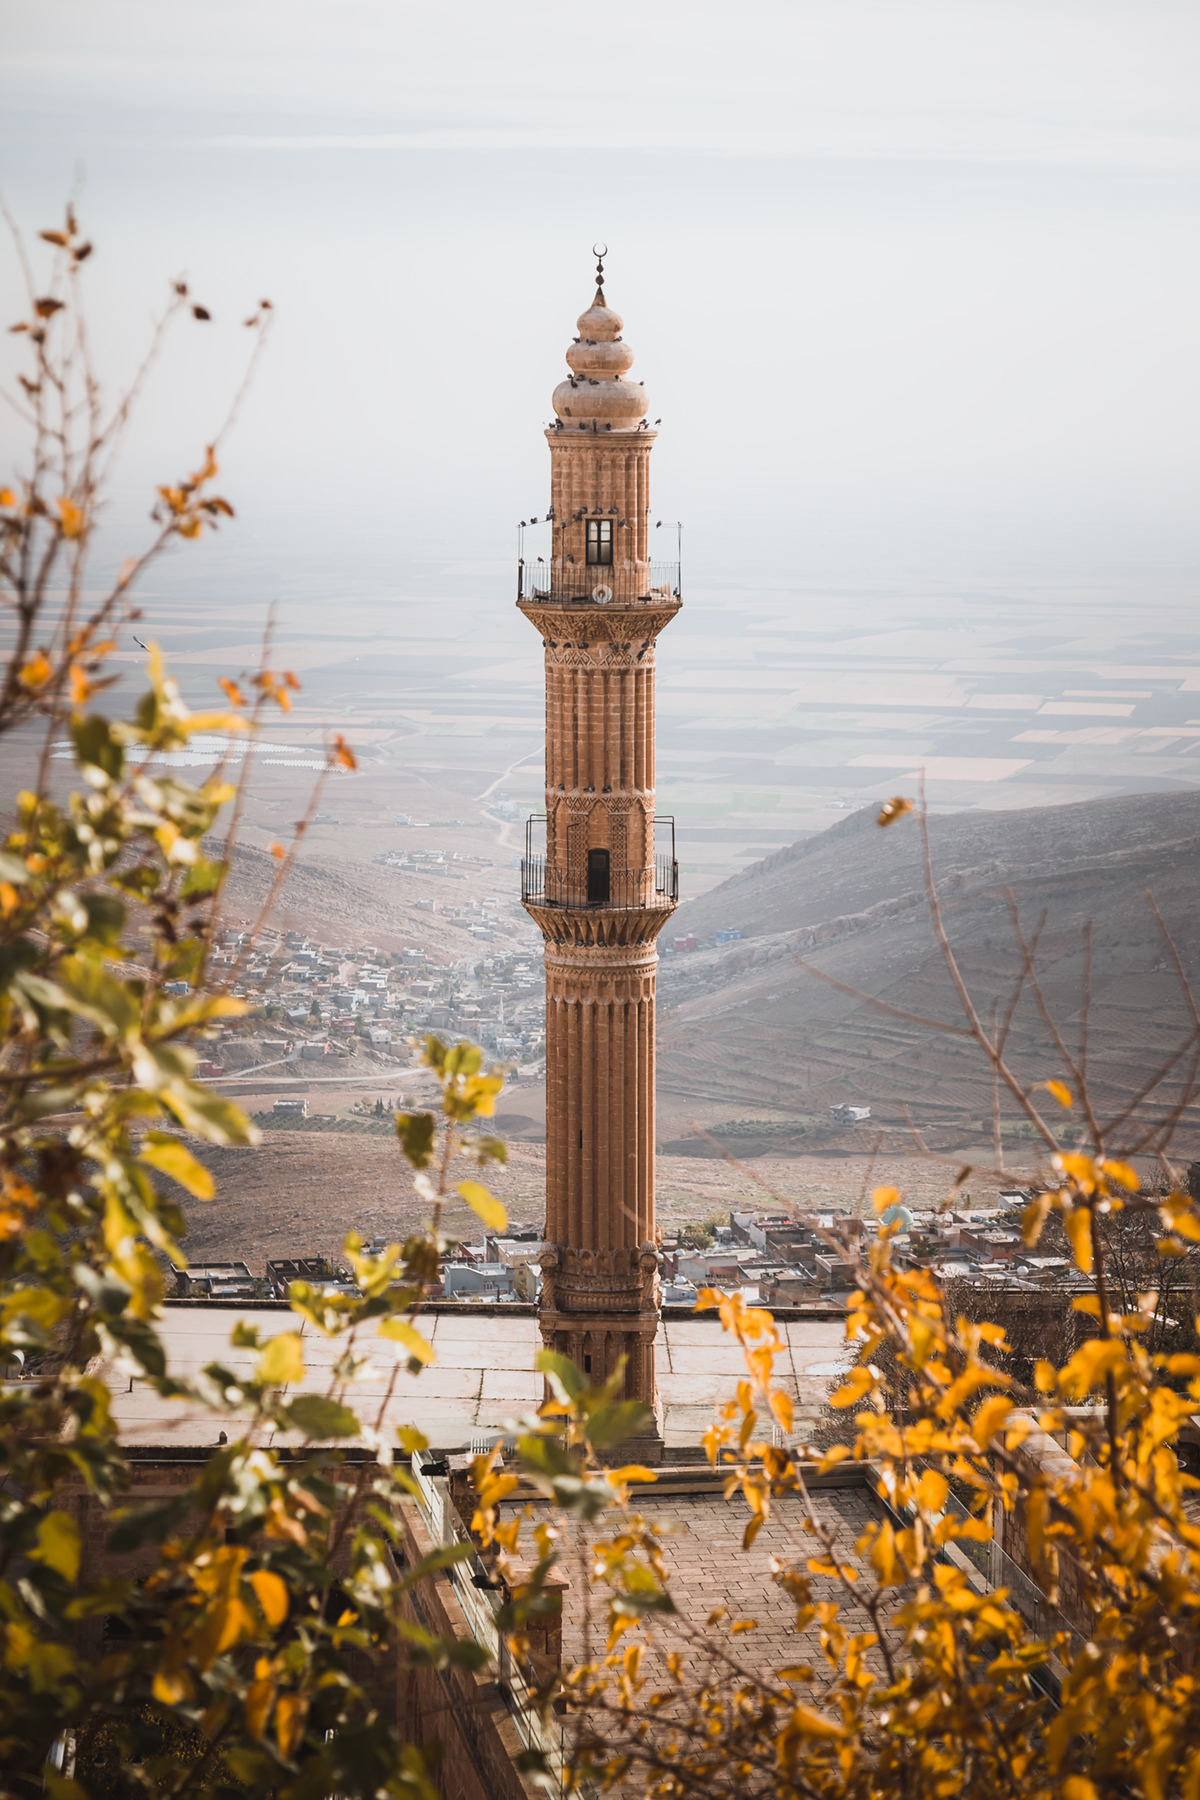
xmin=521 ymin=855 xmax=678 ymax=911
xmin=517 ymin=560 xmax=681 ymax=607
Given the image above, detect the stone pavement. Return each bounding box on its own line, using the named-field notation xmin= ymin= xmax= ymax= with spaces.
xmin=540 ymin=1483 xmax=903 ymax=1720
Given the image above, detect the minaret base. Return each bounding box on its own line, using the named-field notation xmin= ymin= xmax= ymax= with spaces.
xmin=538 ymin=1243 xmax=664 ymax=1463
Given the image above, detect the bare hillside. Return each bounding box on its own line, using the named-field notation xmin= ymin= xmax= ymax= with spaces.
xmin=658 ymin=790 xmax=1200 ymax=1155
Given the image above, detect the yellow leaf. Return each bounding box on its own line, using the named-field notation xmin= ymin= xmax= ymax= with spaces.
xmin=457 ymin=1180 xmax=506 ymax=1232
xmin=250 ymin=1569 xmax=289 ymax=1628
xmin=1103 ymin=1159 xmax=1139 ymax=1192
xmin=915 ymin=1469 xmax=949 ymax=1514
xmin=1022 ymin=1191 xmax=1051 ymax=1246
xmin=140 ymin=1134 xmax=214 ymax=1199
xmin=608 ymin=1465 xmax=658 ymax=1484
xmin=19 ymin=649 xmax=52 ymax=691
xmin=153 ymin=1668 xmax=192 ymax=1705
xmin=871 ymin=1185 xmax=900 ymax=1215
xmin=378 ymin=1319 xmax=436 ymax=1364
xmin=1034 ymin=1359 xmax=1057 ymax=1393
xmin=259 ymin=1331 xmax=305 ymax=1385
xmin=1059 ymin=1151 xmax=1097 ymax=1190
xmin=1063 ymin=1781 xmax=1098 ymax=1800
xmin=785 ymin=1702 xmax=848 ymax=1741
xmin=972 ymin=1395 xmax=1014 ymax=1450
xmin=769 ymin=1389 xmax=795 ymax=1432
xmin=1165 ymin=1206 xmax=1200 ymax=1243
xmin=830 ymin=1365 xmax=873 ymax=1410
xmin=876 ymin=796 xmax=913 ymax=828
xmin=870 ymin=1520 xmax=896 ymax=1584
xmin=1044 ymin=1079 xmax=1073 ymax=1109
xmin=275 ymin=1692 xmax=306 ymax=1759
xmin=34 ymin=1510 xmax=81 ymax=1582
xmin=1071 ymin=1294 xmax=1101 ymax=1315
xmin=937 ymin=1514 xmax=991 ymax=1544
xmin=191 ymin=716 xmax=251 ymax=743
xmin=331 ymin=732 xmax=356 ymax=770
xmin=57 ymin=496 xmax=85 ymax=539
xmin=243 ymin=1676 xmax=275 ymax=1743
xmin=1063 ymin=1205 xmax=1094 ymax=1273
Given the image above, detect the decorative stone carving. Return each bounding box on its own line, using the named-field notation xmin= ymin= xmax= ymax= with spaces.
xmin=552 ymin=1245 xmax=656 ymax=1315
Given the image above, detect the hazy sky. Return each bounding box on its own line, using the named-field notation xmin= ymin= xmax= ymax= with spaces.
xmin=2 ymin=0 xmax=1198 ymax=582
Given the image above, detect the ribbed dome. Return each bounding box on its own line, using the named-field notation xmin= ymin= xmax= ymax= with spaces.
xmin=552 ymin=282 xmax=648 ymax=430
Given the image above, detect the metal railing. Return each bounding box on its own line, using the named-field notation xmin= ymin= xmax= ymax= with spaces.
xmin=521 ymin=815 xmax=678 ymax=911
xmin=521 ymin=854 xmax=678 ymax=911
xmin=410 ymin=1452 xmax=570 ymax=1796
xmin=517 ymin=560 xmax=681 ymax=607
xmin=878 ymin=1473 xmax=1087 ymax=1692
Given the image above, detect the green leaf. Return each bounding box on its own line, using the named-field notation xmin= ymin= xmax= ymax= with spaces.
xmin=33 ymin=1510 xmax=81 ymax=1582
xmin=259 ymin=1330 xmax=305 ymax=1385
xmin=105 ymin=1314 xmax=167 ymax=1378
xmin=395 ymin=1110 xmax=436 ymax=1169
xmin=140 ymin=1133 xmax=215 ymax=1198
xmin=159 ymin=1080 xmax=259 ymax=1145
xmin=517 ymin=1434 xmax=578 ymax=1482
xmin=81 ymin=891 xmax=126 ymax=945
xmin=458 ymin=1180 xmax=506 ymax=1233
xmin=444 ymin=1042 xmax=482 ymax=1077
xmin=71 ymin=713 xmax=125 ymax=784
xmin=55 ymin=954 xmax=140 ymax=1037
xmin=535 ymin=1350 xmax=586 ymax=1402
xmin=585 ymin=1402 xmax=654 ymax=1451
xmin=181 ymin=857 xmax=225 ymax=897
xmin=72 ymin=1264 xmax=132 ymax=1319
xmin=0 ymin=934 xmax=38 ymax=994
xmin=397 ymin=1542 xmax=476 ymax=1592
xmin=282 ymin=1394 xmax=361 ymax=1439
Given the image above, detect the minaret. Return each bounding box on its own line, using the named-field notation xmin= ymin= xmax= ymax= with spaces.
xmin=520 ymin=254 xmax=680 ymax=1449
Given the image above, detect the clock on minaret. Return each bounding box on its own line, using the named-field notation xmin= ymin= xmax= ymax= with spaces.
xmin=517 ymin=251 xmax=680 ymax=1454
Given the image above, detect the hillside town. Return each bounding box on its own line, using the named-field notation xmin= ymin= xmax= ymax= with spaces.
xmin=202 ymin=922 xmax=548 ymax=1067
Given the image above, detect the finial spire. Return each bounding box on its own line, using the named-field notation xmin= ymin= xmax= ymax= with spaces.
xmin=592 ymin=241 xmax=607 ymax=294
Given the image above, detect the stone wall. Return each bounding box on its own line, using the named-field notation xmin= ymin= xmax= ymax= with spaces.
xmin=59 ymin=1454 xmax=540 ymax=1798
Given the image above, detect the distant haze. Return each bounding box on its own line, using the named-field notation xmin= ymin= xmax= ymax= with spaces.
xmin=1 ymin=0 xmax=1198 ymax=580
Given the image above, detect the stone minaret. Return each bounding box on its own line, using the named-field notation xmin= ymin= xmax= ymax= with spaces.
xmin=519 ymin=255 xmax=680 ymax=1447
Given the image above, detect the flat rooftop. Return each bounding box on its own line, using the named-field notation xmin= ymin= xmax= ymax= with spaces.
xmin=93 ymin=1305 xmax=849 ymax=1453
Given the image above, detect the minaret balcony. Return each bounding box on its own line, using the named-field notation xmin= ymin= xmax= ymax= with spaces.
xmin=517 ymin=560 xmax=681 ymax=608
xmin=521 ymin=815 xmax=678 ymax=912
xmin=521 ymin=854 xmax=679 ymax=912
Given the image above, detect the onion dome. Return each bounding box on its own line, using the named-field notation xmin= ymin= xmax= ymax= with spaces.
xmin=552 ymin=267 xmax=649 ymax=430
